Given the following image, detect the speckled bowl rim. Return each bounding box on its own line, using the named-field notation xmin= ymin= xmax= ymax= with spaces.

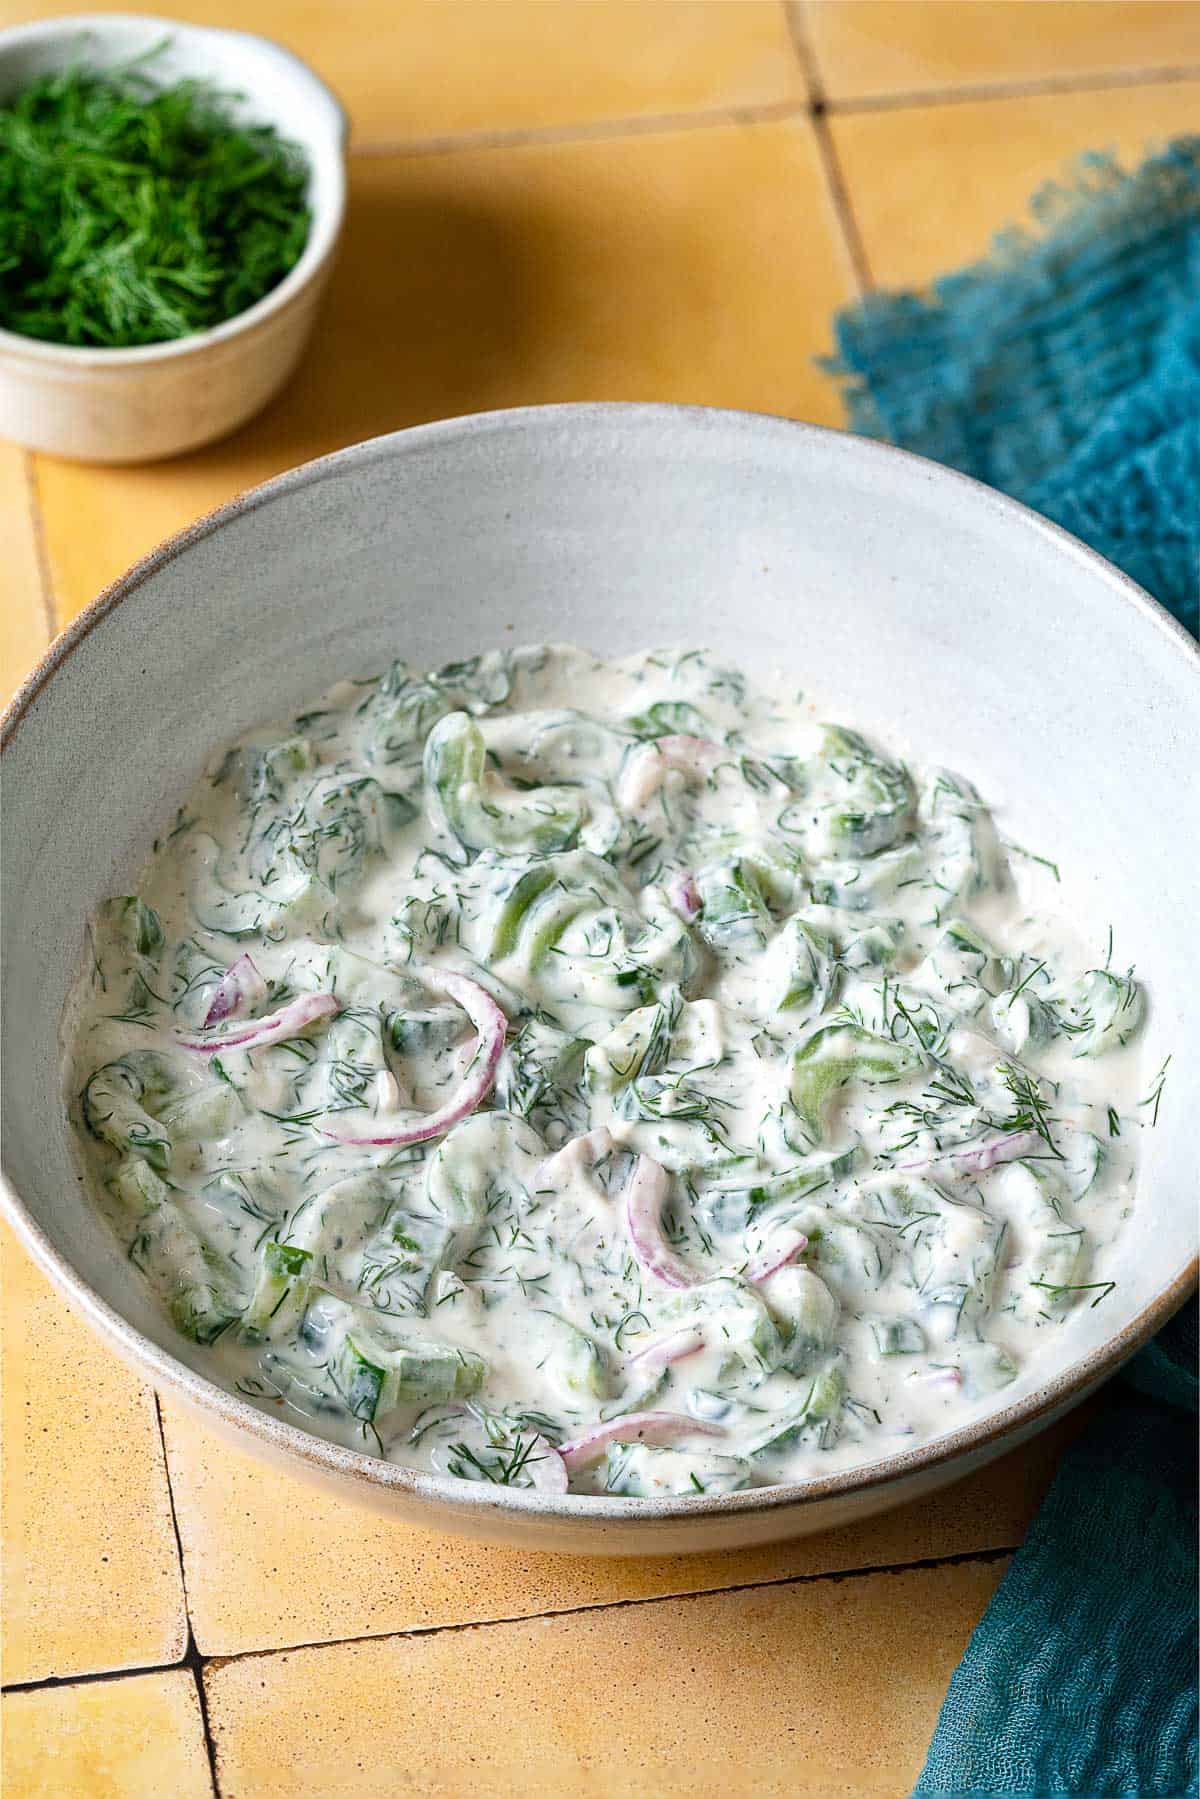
xmin=3 ymin=403 xmax=1197 ymax=1528
xmin=0 ymin=13 xmax=348 ymax=368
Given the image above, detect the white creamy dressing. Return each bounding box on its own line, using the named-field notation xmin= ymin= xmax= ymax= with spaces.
xmin=68 ymin=645 xmax=1150 ymax=1498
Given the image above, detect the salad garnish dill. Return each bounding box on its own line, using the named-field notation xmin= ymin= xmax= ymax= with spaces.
xmin=0 ymin=51 xmax=311 ymax=347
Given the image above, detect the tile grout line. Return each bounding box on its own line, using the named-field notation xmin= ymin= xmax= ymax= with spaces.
xmin=346 ymin=96 xmax=803 ymax=160
xmin=196 ymin=1543 xmax=1017 ymax=1674
xmin=822 ymin=60 xmax=1200 ymax=117
xmin=0 ymin=1540 xmax=1018 ymax=1693
xmin=2 ymin=1662 xmax=190 ymax=1698
xmin=22 ymin=451 xmax=56 ymax=646
xmin=151 ymin=1395 xmax=222 ymax=1799
xmin=2 ymin=1647 xmax=219 ymax=1793
xmin=339 ymin=63 xmax=1200 ymax=162
xmin=782 ymin=0 xmax=873 ymax=295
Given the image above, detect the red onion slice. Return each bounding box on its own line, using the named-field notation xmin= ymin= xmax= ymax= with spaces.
xmin=626 ymin=1327 xmax=704 ymax=1375
xmin=623 ymin=1155 xmax=695 ymax=1289
xmin=901 ymin=1129 xmax=1043 ymax=1177
xmin=202 ymin=953 xmax=267 ymax=1027
xmin=618 ymin=736 xmax=722 ymax=810
xmin=657 ymin=734 xmax=721 ymax=773
xmin=667 ymin=872 xmax=701 ymax=921
xmin=178 ymin=991 xmax=340 ymax=1055
xmin=320 ymin=969 xmax=506 ymax=1148
xmin=526 ymin=1435 xmax=569 ymax=1493
xmin=921 ymin=1367 xmax=964 ymax=1389
xmin=558 ymin=1410 xmax=725 ymax=1470
xmin=744 ymin=1228 xmax=808 ymax=1284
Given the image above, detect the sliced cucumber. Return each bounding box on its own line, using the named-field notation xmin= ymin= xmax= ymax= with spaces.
xmin=276 ymin=774 xmax=416 ymax=892
xmin=603 ymin=1442 xmax=751 ymax=1496
xmin=487 ymin=862 xmax=560 ymax=961
xmin=243 ymin=1239 xmax=313 ymax=1339
xmin=117 ymin=1164 xmax=242 ymax=1345
xmin=789 ymin=1025 xmax=922 ymax=1143
xmin=360 ymin=665 xmax=451 ymax=772
xmin=626 ymin=699 xmax=711 ymax=739
xmin=746 ymin=1364 xmax=846 ymax=1456
xmin=808 ymin=841 xmax=921 ymax=912
xmin=109 ymin=1153 xmax=171 ymax=1216
xmin=585 ymin=997 xmax=678 ymax=1098
xmin=335 ymin=1330 xmax=486 ymax=1422
xmin=767 ymin=915 xmax=837 ymax=1020
xmin=761 ymin=1265 xmax=839 ymax=1367
xmin=232 ymin=734 xmax=316 ymax=805
xmin=661 ymin=1276 xmax=782 ymax=1381
xmin=868 ymin=1174 xmax=1002 ymax=1324
xmin=532 ymin=1310 xmax=610 ymax=1400
xmin=186 ymin=832 xmax=316 ymax=940
xmin=494 ymin=1017 xmax=588 ymax=1134
xmin=989 ymin=988 xmax=1058 ymax=1055
xmin=870 ymin=1316 xmax=926 ymax=1357
xmin=956 ymin=1342 xmax=1018 ymax=1397
xmin=838 ymin=915 xmax=904 ymax=971
xmin=424 ymin=711 xmax=585 ymax=854
xmin=99 ymin=895 xmax=164 ymax=959
xmin=1059 ymin=968 xmax=1144 ymax=1057
xmin=159 ymin=1082 xmax=244 ymax=1141
xmin=811 ymin=725 xmax=915 ymax=858
xmin=285 ymin=1171 xmax=393 ymax=1259
xmin=920 ymin=769 xmax=1004 ymax=901
xmin=694 ymin=858 xmax=773 ymax=948
xmin=697 ymin=1147 xmax=857 ymax=1237
xmin=83 ymin=1053 xmax=176 ymax=1172
xmin=425 ymin=1111 xmax=544 ymax=1227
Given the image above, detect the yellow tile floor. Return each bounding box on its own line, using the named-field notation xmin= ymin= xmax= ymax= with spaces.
xmin=2 ymin=3 xmax=1196 ymax=1791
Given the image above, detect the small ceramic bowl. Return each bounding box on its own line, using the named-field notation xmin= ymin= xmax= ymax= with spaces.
xmin=0 ymin=14 xmax=346 ymax=463
xmin=2 ymin=406 xmax=1196 ymax=1554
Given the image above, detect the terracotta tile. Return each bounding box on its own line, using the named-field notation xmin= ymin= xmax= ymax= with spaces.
xmin=0 ymin=447 xmax=48 ymax=706
xmin=1 ymin=1670 xmax=211 ymax=1799
xmin=11 ymin=1 xmax=808 ymax=142
xmin=0 ymin=1224 xmax=188 ymax=1683
xmin=204 ymin=1558 xmax=1005 ymax=1796
xmin=163 ymin=1382 xmax=1076 ymax=1655
xmin=806 ymin=0 xmax=1200 ymax=102
xmin=36 ymin=117 xmax=854 ymax=627
xmin=833 ymin=78 xmax=1200 ymax=288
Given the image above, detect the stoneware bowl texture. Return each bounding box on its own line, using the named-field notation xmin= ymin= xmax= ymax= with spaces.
xmin=0 ymin=14 xmax=346 ymax=462
xmin=3 ymin=404 xmax=1196 ymax=1553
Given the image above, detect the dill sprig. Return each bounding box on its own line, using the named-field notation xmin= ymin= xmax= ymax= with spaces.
xmin=998 ymin=1061 xmax=1063 ymax=1158
xmin=446 ymin=1434 xmax=548 ymax=1486
xmin=0 ymin=55 xmax=311 ymax=347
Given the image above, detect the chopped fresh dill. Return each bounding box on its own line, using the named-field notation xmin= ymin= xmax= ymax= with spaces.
xmin=1030 ymin=1278 xmax=1116 ymax=1309
xmin=998 ymin=1062 xmax=1063 ymax=1158
xmin=1138 ymin=1056 xmax=1171 ymax=1128
xmin=1004 ymin=840 xmax=1062 ymax=883
xmin=1009 ymin=958 xmax=1046 ymax=1001
xmin=0 ymin=53 xmax=311 ymax=347
xmin=446 ymin=1434 xmax=548 ymax=1486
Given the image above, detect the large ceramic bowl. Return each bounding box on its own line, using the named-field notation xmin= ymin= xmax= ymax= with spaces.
xmin=3 ymin=405 xmax=1196 ymax=1554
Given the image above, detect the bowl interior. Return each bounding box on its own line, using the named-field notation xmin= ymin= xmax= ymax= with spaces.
xmin=3 ymin=405 xmax=1197 ymax=1516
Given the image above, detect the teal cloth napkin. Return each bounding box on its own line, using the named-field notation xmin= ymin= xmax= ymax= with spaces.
xmin=914 ymin=1308 xmax=1197 ymax=1797
xmin=824 ymin=139 xmax=1200 ymax=1797
xmin=825 ymin=137 xmax=1199 ymax=637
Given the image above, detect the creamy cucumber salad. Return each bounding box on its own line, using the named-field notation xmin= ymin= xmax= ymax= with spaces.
xmin=69 ymin=645 xmax=1154 ymax=1499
